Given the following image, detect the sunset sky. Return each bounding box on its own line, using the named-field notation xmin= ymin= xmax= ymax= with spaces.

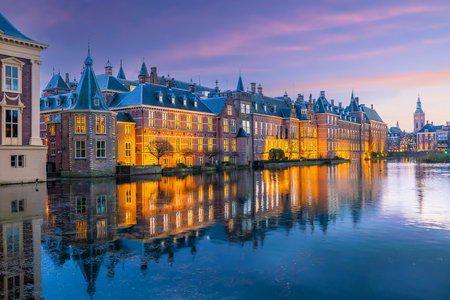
xmin=3 ymin=0 xmax=450 ymax=131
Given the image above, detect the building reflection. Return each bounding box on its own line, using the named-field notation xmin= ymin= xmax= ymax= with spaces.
xmin=0 ymin=162 xmax=385 ymax=299
xmin=0 ymin=183 xmax=46 ymax=300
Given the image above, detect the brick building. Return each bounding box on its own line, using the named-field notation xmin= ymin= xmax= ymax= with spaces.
xmin=0 ymin=13 xmax=47 ymax=184
xmin=41 ymin=55 xmax=387 ymax=175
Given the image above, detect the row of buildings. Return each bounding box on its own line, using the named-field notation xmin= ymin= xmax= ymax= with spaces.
xmin=387 ymin=97 xmax=449 ymax=152
xmin=39 ymin=51 xmax=387 ymax=176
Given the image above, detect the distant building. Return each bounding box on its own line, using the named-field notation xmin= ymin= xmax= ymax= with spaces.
xmin=0 ymin=13 xmax=48 ymax=184
xmin=413 ymin=97 xmax=425 ymax=133
xmin=387 ymin=121 xmax=404 ymax=152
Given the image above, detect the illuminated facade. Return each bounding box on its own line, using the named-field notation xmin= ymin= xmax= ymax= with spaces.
xmin=413 ymin=97 xmax=425 ymax=133
xmin=40 ymin=56 xmax=387 ymax=174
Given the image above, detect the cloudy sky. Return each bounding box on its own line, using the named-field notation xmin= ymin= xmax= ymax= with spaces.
xmin=3 ymin=0 xmax=450 ymax=130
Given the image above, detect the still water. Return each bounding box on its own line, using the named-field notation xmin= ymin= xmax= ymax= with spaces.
xmin=1 ymin=161 xmax=449 ymax=299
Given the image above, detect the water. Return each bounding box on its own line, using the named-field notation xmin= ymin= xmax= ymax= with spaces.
xmin=1 ymin=161 xmax=449 ymax=299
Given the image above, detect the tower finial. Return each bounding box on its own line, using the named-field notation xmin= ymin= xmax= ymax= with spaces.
xmin=88 ymin=40 xmax=90 ymax=56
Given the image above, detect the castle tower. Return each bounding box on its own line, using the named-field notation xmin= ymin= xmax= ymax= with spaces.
xmin=413 ymin=97 xmax=425 ymax=133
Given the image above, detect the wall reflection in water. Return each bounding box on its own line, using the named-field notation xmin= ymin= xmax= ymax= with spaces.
xmin=1 ymin=162 xmax=385 ymax=299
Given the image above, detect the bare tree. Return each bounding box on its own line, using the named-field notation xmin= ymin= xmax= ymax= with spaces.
xmin=146 ymin=139 xmax=173 ymax=165
xmin=230 ymin=151 xmax=240 ymax=164
xmin=203 ymin=148 xmax=220 ymax=164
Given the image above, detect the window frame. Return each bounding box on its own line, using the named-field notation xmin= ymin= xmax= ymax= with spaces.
xmin=1 ymin=57 xmax=24 ymax=94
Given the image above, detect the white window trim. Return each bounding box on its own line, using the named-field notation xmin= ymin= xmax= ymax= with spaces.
xmin=0 ymin=94 xmax=25 ymax=145
xmin=1 ymin=57 xmax=25 ymax=94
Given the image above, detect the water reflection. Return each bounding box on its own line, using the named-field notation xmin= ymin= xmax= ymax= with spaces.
xmin=1 ymin=161 xmax=449 ymax=299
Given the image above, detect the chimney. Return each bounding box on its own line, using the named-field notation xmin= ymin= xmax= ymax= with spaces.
xmin=283 ymin=91 xmax=289 ymax=102
xmin=355 ymin=97 xmax=359 ymax=105
xmin=371 ymin=104 xmax=373 ymax=109
xmin=338 ymin=102 xmax=342 ymax=108
xmin=330 ymin=99 xmax=334 ymax=106
xmin=188 ymin=82 xmax=195 ymax=92
xmin=431 ymin=121 xmax=433 ymax=126
xmin=105 ymin=60 xmax=113 ymax=75
xmin=250 ymin=82 xmax=256 ymax=93
xmin=297 ymin=93 xmax=304 ymax=104
xmin=320 ymin=91 xmax=325 ymax=97
xmin=258 ymin=83 xmax=263 ymax=95
xmin=150 ymin=67 xmax=159 ymax=84
xmin=65 ymin=73 xmax=70 ymax=86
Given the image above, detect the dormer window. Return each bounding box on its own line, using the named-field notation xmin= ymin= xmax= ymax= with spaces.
xmin=255 ymin=103 xmax=258 ymax=111
xmin=159 ymin=93 xmax=163 ymax=103
xmin=183 ymin=98 xmax=187 ymax=106
xmin=45 ymin=101 xmax=49 ymax=108
xmin=70 ymin=97 xmax=75 ymax=105
xmin=94 ymin=96 xmax=100 ymax=106
xmin=194 ymin=100 xmax=198 ymax=108
xmin=57 ymin=99 xmax=61 ymax=106
xmin=171 ymin=95 xmax=175 ymax=104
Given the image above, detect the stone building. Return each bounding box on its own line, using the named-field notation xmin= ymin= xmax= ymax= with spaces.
xmin=0 ymin=13 xmax=47 ymax=184
xmin=413 ymin=97 xmax=425 ymax=133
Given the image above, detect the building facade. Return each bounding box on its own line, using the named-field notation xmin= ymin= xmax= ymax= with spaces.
xmin=0 ymin=13 xmax=47 ymax=184
xmin=40 ymin=56 xmax=387 ymax=175
xmin=413 ymin=97 xmax=425 ymax=133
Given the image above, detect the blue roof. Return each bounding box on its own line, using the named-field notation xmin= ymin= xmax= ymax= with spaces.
xmin=117 ymin=112 xmax=135 ymax=123
xmin=96 ymin=74 xmax=129 ymax=92
xmin=139 ymin=61 xmax=149 ymax=77
xmin=201 ymin=97 xmax=227 ymax=114
xmin=40 ymin=92 xmax=75 ymax=111
xmin=45 ymin=73 xmax=70 ymax=91
xmin=68 ymin=52 xmax=110 ymax=111
xmin=117 ymin=60 xmax=126 ymax=80
xmin=236 ymin=127 xmax=249 ymax=137
xmin=0 ymin=13 xmax=34 ymax=41
xmin=236 ymin=76 xmax=244 ymax=92
xmin=158 ymin=76 xmax=216 ymax=93
xmin=418 ymin=123 xmax=442 ymax=133
xmin=361 ymin=105 xmax=384 ymax=123
xmin=48 ymin=114 xmax=61 ymax=123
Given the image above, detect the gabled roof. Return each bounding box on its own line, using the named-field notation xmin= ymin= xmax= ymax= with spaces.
xmin=139 ymin=61 xmax=149 ymax=77
xmin=236 ymin=75 xmax=244 ymax=92
xmin=201 ymin=97 xmax=227 ymax=114
xmin=109 ymin=83 xmax=212 ymax=113
xmin=117 ymin=60 xmax=126 ymax=80
xmin=236 ymin=127 xmax=249 ymax=137
xmin=389 ymin=127 xmax=402 ymax=134
xmin=0 ymin=12 xmax=34 ymax=41
xmin=68 ymin=51 xmax=110 ymax=111
xmin=45 ymin=73 xmax=70 ymax=91
xmin=361 ymin=105 xmax=384 ymax=123
xmin=96 ymin=74 xmax=129 ymax=92
xmin=116 ymin=112 xmax=135 ymax=123
xmin=418 ymin=123 xmax=442 ymax=133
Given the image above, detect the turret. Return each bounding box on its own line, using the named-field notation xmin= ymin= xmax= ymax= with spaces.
xmin=138 ymin=60 xmax=149 ymax=84
xmin=105 ymin=59 xmax=112 ymax=75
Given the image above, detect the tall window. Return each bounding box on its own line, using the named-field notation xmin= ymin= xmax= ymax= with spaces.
xmin=149 ymin=111 xmax=154 ymax=127
xmin=198 ymin=138 xmax=203 ymax=151
xmin=6 ymin=275 xmax=21 ymax=299
xmin=96 ymin=195 xmax=106 ymax=214
xmin=223 ymin=139 xmax=229 ymax=152
xmin=227 ymin=105 xmax=233 ymax=115
xmin=75 ymin=116 xmax=86 ymax=133
xmin=187 ymin=115 xmax=192 ymax=129
xmin=49 ymin=124 xmax=56 ymax=135
xmin=254 ymin=121 xmax=258 ymax=135
xmin=197 ymin=116 xmax=202 ymax=130
xmin=5 ymin=109 xmax=18 ymax=138
xmin=231 ymin=119 xmax=236 ymax=133
xmin=175 ymin=114 xmax=181 ymax=128
xmin=188 ymin=137 xmax=193 ymax=150
xmin=162 ymin=112 xmax=168 ymax=127
xmin=76 ymin=196 xmax=87 ymax=214
xmin=176 ymin=137 xmax=181 ymax=151
xmin=125 ymin=125 xmax=131 ymax=135
xmin=4 ymin=65 xmax=19 ymax=91
xmin=223 ymin=119 xmax=229 ymax=132
xmin=96 ymin=140 xmax=106 ymax=158
xmin=96 ymin=116 xmax=106 ymax=133
xmin=208 ymin=117 xmax=213 ymax=131
xmin=75 ymin=140 xmax=86 ymax=158
xmin=50 ymin=142 xmax=56 ymax=156
xmin=97 ymin=219 xmax=107 ymax=239
xmin=6 ymin=223 xmax=20 ymax=257
xmin=125 ymin=142 xmax=131 ymax=157
xmin=208 ymin=138 xmax=213 ymax=151
xmin=231 ymin=139 xmax=236 ymax=151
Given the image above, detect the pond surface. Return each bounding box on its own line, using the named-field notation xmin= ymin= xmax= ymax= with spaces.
xmin=1 ymin=161 xmax=450 ymax=299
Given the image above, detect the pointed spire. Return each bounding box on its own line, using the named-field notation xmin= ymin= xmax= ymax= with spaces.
xmin=139 ymin=58 xmax=149 ymax=77
xmin=117 ymin=59 xmax=126 ymax=79
xmin=105 ymin=59 xmax=112 ymax=68
xmin=396 ymin=121 xmax=399 ymax=128
xmin=415 ymin=95 xmax=423 ymax=112
xmin=84 ymin=41 xmax=93 ymax=66
xmin=236 ymin=75 xmax=244 ymax=92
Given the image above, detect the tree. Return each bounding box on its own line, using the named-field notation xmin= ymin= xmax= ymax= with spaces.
xmin=203 ymin=148 xmax=220 ymax=164
xmin=268 ymin=148 xmax=285 ymax=160
xmin=146 ymin=139 xmax=173 ymax=165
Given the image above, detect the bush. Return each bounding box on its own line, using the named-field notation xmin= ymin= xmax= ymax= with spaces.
xmin=268 ymin=148 xmax=285 ymax=160
xmin=221 ymin=161 xmax=231 ymax=166
xmin=176 ymin=163 xmax=188 ymax=168
xmin=205 ymin=162 xmax=212 ymax=167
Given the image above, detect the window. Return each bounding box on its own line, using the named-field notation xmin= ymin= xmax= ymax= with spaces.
xmin=224 ymin=119 xmax=229 ymax=132
xmin=241 ymin=103 xmax=245 ymax=113
xmin=223 ymin=139 xmax=229 ymax=152
xmin=10 ymin=155 xmax=24 ymax=168
xmin=159 ymin=93 xmax=163 ymax=102
xmin=208 ymin=138 xmax=213 ymax=151
xmin=96 ymin=140 xmax=106 ymax=158
xmin=125 ymin=125 xmax=131 ymax=135
xmin=11 ymin=199 xmax=24 ymax=213
xmin=187 ymin=115 xmax=192 ymax=129
xmin=254 ymin=121 xmax=258 ymax=135
xmin=246 ymin=104 xmax=250 ymax=114
xmin=242 ymin=120 xmax=250 ymax=133
xmin=176 ymin=137 xmax=181 ymax=151
xmin=198 ymin=138 xmax=203 ymax=151
xmin=96 ymin=116 xmax=106 ymax=133
xmin=208 ymin=117 xmax=213 ymax=131
xmin=171 ymin=95 xmax=176 ymax=104
xmin=96 ymin=195 xmax=107 ymax=214
xmin=125 ymin=142 xmax=131 ymax=157
xmin=197 ymin=116 xmax=202 ymax=130
xmin=75 ymin=116 xmax=86 ymax=133
xmin=5 ymin=109 xmax=18 ymax=138
xmin=6 ymin=224 xmax=20 ymax=258
xmin=188 ymin=137 xmax=193 ymax=150
xmin=175 ymin=114 xmax=181 ymax=128
xmin=50 ymin=142 xmax=56 ymax=156
xmin=231 ymin=119 xmax=236 ymax=133
xmin=162 ymin=112 xmax=168 ymax=127
xmin=75 ymin=140 xmax=86 ymax=158
xmin=97 ymin=219 xmax=107 ymax=239
xmin=76 ymin=196 xmax=87 ymax=214
xmin=94 ymin=97 xmax=100 ymax=106
xmin=183 ymin=98 xmax=187 ymax=106
xmin=4 ymin=65 xmax=19 ymax=92
xmin=231 ymin=139 xmax=236 ymax=151
xmin=77 ymin=221 xmax=87 ymax=239
xmin=6 ymin=275 xmax=21 ymax=299
xmin=149 ymin=111 xmax=154 ymax=127
xmin=49 ymin=124 xmax=56 ymax=135
xmin=227 ymin=105 xmax=233 ymax=115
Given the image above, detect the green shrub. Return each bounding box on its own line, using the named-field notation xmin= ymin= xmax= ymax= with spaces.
xmin=176 ymin=163 xmax=188 ymax=168
xmin=268 ymin=148 xmax=285 ymax=160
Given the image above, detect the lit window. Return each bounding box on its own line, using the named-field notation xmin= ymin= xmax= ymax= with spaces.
xmin=96 ymin=140 xmax=106 ymax=158
xmin=96 ymin=116 xmax=106 ymax=133
xmin=176 ymin=137 xmax=181 ymax=151
xmin=227 ymin=105 xmax=233 ymax=115
xmin=75 ymin=140 xmax=86 ymax=158
xmin=75 ymin=116 xmax=86 ymax=133
xmin=231 ymin=139 xmax=236 ymax=151
xmin=188 ymin=137 xmax=193 ymax=150
xmin=224 ymin=119 xmax=229 ymax=132
xmin=187 ymin=115 xmax=192 ymax=129
xmin=125 ymin=124 xmax=132 ymax=135
xmin=223 ymin=139 xmax=229 ymax=152
xmin=149 ymin=111 xmax=154 ymax=127
xmin=162 ymin=112 xmax=168 ymax=127
xmin=254 ymin=121 xmax=258 ymax=135
xmin=208 ymin=138 xmax=213 ymax=151
xmin=208 ymin=117 xmax=213 ymax=131
xmin=175 ymin=114 xmax=181 ymax=128
xmin=125 ymin=142 xmax=131 ymax=157
xmin=198 ymin=138 xmax=203 ymax=151
xmin=5 ymin=109 xmax=18 ymax=138
xmin=49 ymin=124 xmax=56 ymax=135
xmin=197 ymin=116 xmax=202 ymax=130
xmin=77 ymin=221 xmax=87 ymax=239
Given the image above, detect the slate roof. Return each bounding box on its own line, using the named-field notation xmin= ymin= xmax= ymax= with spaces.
xmin=48 ymin=114 xmax=61 ymax=123
xmin=0 ymin=12 xmax=34 ymax=41
xmin=201 ymin=97 xmax=227 ymax=114
xmin=389 ymin=127 xmax=402 ymax=135
xmin=68 ymin=52 xmax=110 ymax=111
xmin=158 ymin=76 xmax=216 ymax=93
xmin=139 ymin=61 xmax=149 ymax=77
xmin=236 ymin=127 xmax=249 ymax=137
xmin=41 ymin=92 xmax=76 ymax=111
xmin=116 ymin=112 xmax=135 ymax=123
xmin=236 ymin=76 xmax=244 ymax=92
xmin=109 ymin=83 xmax=212 ymax=114
xmin=96 ymin=74 xmax=129 ymax=92
xmin=117 ymin=60 xmax=126 ymax=79
xmin=361 ymin=105 xmax=384 ymax=123
xmin=418 ymin=124 xmax=442 ymax=133
xmin=44 ymin=73 xmax=70 ymax=91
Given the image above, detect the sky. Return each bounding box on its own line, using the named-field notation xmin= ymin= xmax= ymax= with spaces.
xmin=2 ymin=0 xmax=450 ymax=131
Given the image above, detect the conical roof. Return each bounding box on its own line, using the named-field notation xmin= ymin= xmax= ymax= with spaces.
xmin=139 ymin=61 xmax=149 ymax=77
xmin=236 ymin=75 xmax=244 ymax=92
xmin=45 ymin=73 xmax=70 ymax=90
xmin=117 ymin=59 xmax=126 ymax=79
